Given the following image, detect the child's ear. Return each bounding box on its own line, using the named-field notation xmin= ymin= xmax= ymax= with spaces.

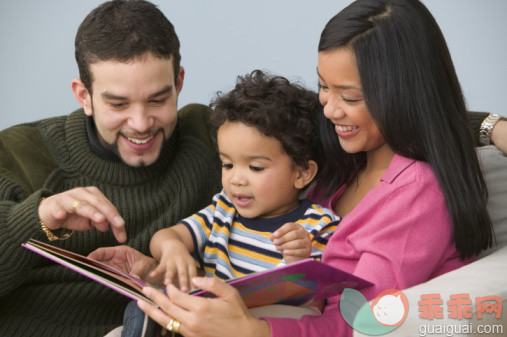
xmin=294 ymin=160 xmax=318 ymax=190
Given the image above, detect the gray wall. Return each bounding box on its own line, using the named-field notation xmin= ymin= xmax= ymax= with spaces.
xmin=1 ymin=0 xmax=506 ymax=129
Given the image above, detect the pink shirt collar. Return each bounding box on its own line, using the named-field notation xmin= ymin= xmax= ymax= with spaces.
xmin=380 ymin=153 xmax=417 ymax=184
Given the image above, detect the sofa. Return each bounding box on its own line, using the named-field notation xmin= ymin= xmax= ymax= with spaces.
xmin=353 ymin=145 xmax=507 ymax=337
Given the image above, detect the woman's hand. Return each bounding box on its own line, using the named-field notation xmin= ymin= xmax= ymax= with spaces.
xmin=88 ymin=245 xmax=163 ymax=286
xmin=270 ymin=222 xmax=312 ymax=264
xmin=492 ymin=119 xmax=507 ymax=155
xmin=138 ymin=277 xmax=271 ymax=337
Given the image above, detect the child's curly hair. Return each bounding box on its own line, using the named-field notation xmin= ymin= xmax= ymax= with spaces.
xmin=209 ymin=70 xmax=322 ymax=170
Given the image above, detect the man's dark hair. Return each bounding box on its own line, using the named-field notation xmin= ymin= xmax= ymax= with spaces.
xmin=210 ymin=70 xmax=322 ymax=170
xmin=75 ymin=0 xmax=180 ymax=93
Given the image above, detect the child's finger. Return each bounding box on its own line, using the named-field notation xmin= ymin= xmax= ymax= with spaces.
xmin=177 ymin=261 xmax=192 ymax=293
xmin=283 ymin=247 xmax=311 ymax=258
xmin=272 ymin=229 xmax=297 ymax=246
xmin=271 ymin=222 xmax=300 ymax=239
xmin=187 ymin=264 xmax=199 ymax=291
xmin=149 ymin=264 xmax=165 ymax=278
xmin=163 ymin=265 xmax=177 ymax=285
xmin=274 ymin=227 xmax=309 ymax=246
xmin=278 ymin=238 xmax=310 ymax=250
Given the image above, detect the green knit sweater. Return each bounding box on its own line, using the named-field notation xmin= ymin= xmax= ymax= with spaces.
xmin=0 ymin=104 xmax=221 ymax=337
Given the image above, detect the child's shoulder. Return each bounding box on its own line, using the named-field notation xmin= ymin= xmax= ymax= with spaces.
xmin=303 ymin=200 xmax=341 ymax=222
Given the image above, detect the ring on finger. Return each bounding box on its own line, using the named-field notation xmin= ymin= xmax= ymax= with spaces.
xmin=166 ymin=318 xmax=181 ymax=333
xmin=166 ymin=318 xmax=174 ymax=331
xmin=72 ymin=200 xmax=81 ymax=214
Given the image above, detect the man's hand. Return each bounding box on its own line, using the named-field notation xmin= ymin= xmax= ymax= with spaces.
xmin=38 ymin=186 xmax=126 ymax=242
xmin=270 ymin=222 xmax=312 ymax=264
xmin=149 ymin=240 xmax=198 ymax=293
xmin=88 ymin=245 xmax=162 ymax=286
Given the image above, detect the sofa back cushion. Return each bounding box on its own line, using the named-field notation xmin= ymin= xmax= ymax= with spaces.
xmin=477 ymin=145 xmax=507 ymax=257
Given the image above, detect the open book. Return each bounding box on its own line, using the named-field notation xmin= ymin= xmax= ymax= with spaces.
xmin=22 ymin=239 xmax=373 ymax=308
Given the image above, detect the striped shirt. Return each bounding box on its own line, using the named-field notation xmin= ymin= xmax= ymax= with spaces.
xmin=180 ymin=190 xmax=340 ymax=280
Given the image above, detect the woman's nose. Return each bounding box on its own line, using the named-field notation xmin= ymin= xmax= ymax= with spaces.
xmin=323 ymin=97 xmax=345 ymax=121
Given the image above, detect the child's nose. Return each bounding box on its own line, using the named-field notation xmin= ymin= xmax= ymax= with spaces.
xmin=230 ymin=169 xmax=247 ymax=186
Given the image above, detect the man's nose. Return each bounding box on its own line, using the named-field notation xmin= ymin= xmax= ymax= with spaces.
xmin=127 ymin=106 xmax=153 ymax=133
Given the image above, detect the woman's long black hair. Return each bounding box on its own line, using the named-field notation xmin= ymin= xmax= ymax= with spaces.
xmin=315 ymin=0 xmax=493 ymax=259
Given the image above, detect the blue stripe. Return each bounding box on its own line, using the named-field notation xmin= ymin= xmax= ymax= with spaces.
xmin=183 ymin=218 xmax=209 ymax=248
xmin=204 ymin=239 xmax=230 ymax=258
xmin=228 ymin=238 xmax=282 ymax=259
xmin=228 ymin=250 xmax=280 ymax=270
xmin=229 ymin=225 xmax=273 ymax=244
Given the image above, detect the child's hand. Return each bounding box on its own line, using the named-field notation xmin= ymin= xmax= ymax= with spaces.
xmin=270 ymin=222 xmax=312 ymax=264
xmin=149 ymin=240 xmax=198 ymax=293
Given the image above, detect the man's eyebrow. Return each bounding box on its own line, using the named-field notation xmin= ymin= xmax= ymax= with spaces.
xmin=102 ymin=92 xmax=127 ymax=101
xmin=316 ymin=69 xmax=361 ymax=90
xmin=148 ymin=85 xmax=173 ymax=99
xmin=101 ymin=85 xmax=173 ymax=101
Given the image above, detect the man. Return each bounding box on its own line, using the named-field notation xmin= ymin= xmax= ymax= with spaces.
xmin=0 ymin=1 xmax=220 ymax=336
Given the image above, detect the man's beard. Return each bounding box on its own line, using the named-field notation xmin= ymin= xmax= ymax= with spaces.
xmin=91 ymin=104 xmax=165 ymax=167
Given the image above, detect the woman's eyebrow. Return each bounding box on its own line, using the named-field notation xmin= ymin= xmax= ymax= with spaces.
xmin=316 ymin=69 xmax=361 ymax=91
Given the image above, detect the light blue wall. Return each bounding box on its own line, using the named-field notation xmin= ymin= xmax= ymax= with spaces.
xmin=1 ymin=0 xmax=506 ymax=128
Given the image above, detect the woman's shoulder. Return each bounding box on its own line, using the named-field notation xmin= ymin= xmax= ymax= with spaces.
xmin=383 ymin=154 xmax=443 ymax=196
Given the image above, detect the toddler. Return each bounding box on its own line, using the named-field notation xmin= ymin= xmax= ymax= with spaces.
xmin=149 ymin=70 xmax=341 ymax=292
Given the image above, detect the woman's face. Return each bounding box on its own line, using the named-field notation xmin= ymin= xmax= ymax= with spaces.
xmin=317 ymin=47 xmax=385 ymax=154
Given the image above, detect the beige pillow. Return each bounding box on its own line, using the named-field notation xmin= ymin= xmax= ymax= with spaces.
xmin=477 ymin=145 xmax=507 ymax=257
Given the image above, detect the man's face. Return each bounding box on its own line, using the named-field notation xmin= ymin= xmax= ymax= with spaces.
xmin=85 ymin=54 xmax=183 ymax=167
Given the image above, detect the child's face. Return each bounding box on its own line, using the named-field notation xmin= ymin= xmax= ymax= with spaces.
xmin=217 ymin=121 xmax=311 ymax=219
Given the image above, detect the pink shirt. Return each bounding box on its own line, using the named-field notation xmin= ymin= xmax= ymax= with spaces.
xmin=265 ymin=154 xmax=471 ymax=337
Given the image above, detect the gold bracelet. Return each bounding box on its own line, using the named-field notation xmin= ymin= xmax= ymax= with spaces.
xmin=40 ymin=221 xmax=74 ymax=241
xmin=39 ymin=197 xmax=74 ymax=241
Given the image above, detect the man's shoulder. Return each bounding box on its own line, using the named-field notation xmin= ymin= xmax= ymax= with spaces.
xmin=0 ymin=122 xmax=46 ymax=154
xmin=177 ymin=103 xmax=215 ymax=153
xmin=0 ymin=117 xmax=62 ymax=193
xmin=0 ymin=115 xmax=67 ymax=154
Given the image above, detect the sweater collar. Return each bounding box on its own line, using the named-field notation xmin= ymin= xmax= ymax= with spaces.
xmin=85 ymin=115 xmax=121 ymax=162
xmin=64 ymin=109 xmax=179 ymax=186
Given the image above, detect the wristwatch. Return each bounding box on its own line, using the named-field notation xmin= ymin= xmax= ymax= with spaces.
xmin=479 ymin=113 xmax=501 ymax=146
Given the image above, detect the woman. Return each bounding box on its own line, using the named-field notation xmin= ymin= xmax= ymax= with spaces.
xmin=98 ymin=0 xmax=499 ymax=336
